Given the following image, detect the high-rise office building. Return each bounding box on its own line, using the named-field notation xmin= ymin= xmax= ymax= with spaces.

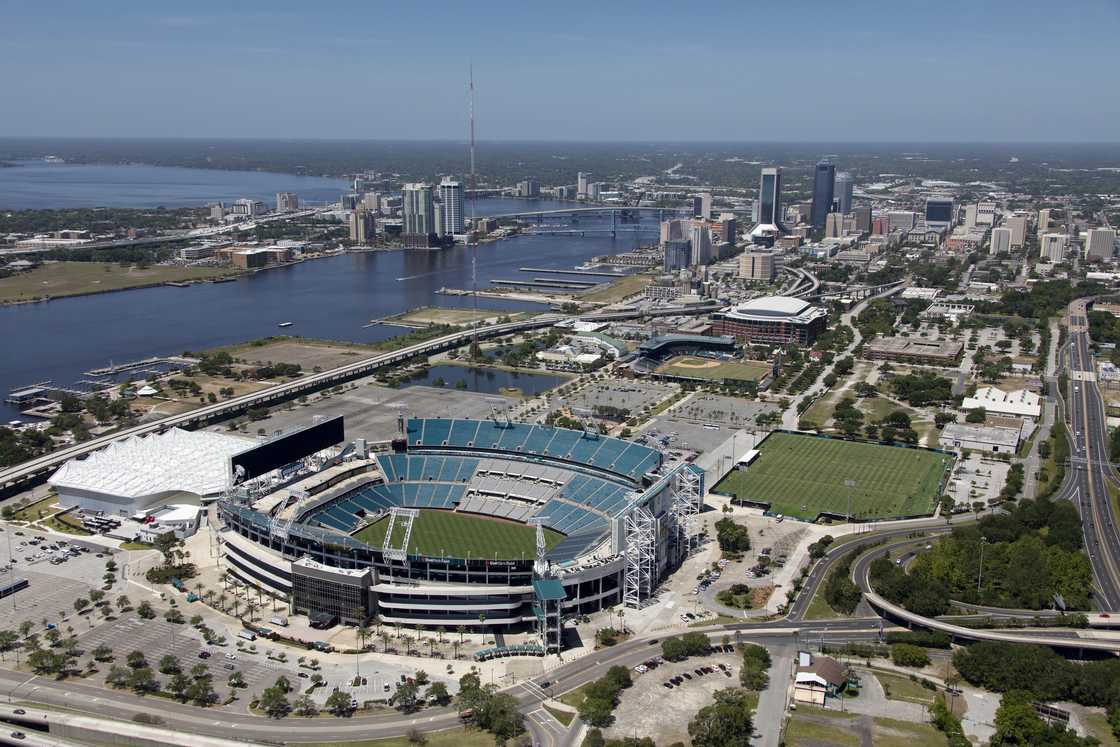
xmin=437 ymin=178 xmax=464 ymax=236
xmin=1038 ymin=208 xmax=1053 ymax=232
xmin=515 ymin=178 xmax=540 ymax=198
xmin=739 ymin=252 xmax=775 ymax=281
xmin=964 ymin=204 xmax=978 ymax=228
xmin=340 ymin=193 xmax=361 ymax=210
xmin=231 ymin=198 xmax=267 ymax=216
xmin=825 ymin=212 xmax=845 ymax=238
xmin=715 ymin=213 xmax=737 ymax=246
xmin=989 ymin=227 xmax=1012 ymax=255
xmin=757 ymin=167 xmax=784 ymax=230
xmin=834 ymin=172 xmax=854 ymax=214
xmin=925 ymin=196 xmax=954 ymax=226
xmin=691 ymin=195 xmax=703 ymax=218
xmin=577 ymin=172 xmax=591 ymax=198
xmin=1040 ymin=233 xmax=1067 ymax=263
xmin=689 ymin=222 xmax=712 ymax=266
xmin=586 ymin=182 xmax=603 ymax=201
xmin=853 ymin=206 xmax=872 ymax=233
xmin=1085 ymin=228 xmax=1117 ymax=260
xmin=663 ymin=240 xmax=691 ymax=272
xmin=1005 ymin=214 xmax=1028 ymax=248
xmin=810 ymin=160 xmax=836 ymax=229
xmin=699 ymin=193 xmax=713 ymax=220
xmin=433 ymin=200 xmax=445 ymax=238
xmin=888 ymin=211 xmax=918 ymax=232
xmin=209 ymin=202 xmax=225 ymax=220
xmin=276 ymin=192 xmax=299 ymax=212
xmin=402 ymin=183 xmax=436 ymax=247
xmin=349 ymin=208 xmax=375 ymax=244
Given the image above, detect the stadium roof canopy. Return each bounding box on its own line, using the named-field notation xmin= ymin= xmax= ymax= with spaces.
xmin=50 ymin=428 xmax=252 ymax=501
xmin=720 ymin=296 xmax=827 ymax=324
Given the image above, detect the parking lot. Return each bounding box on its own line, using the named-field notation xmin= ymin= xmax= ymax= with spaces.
xmin=603 ymin=647 xmax=743 ymax=745
xmin=208 ymin=381 xmax=517 ymax=444
xmin=75 ymin=613 xmax=303 ymax=704
xmin=945 ymin=453 xmax=1010 ymax=509
xmin=667 ymin=393 xmax=778 ymax=429
xmin=560 ymin=380 xmax=677 ymax=419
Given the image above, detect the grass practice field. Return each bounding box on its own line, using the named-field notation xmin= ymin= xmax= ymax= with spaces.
xmin=714 ymin=432 xmax=951 ymax=521
xmin=353 ymin=509 xmax=564 ymax=560
xmin=0 ymin=261 xmax=239 ymax=303
xmin=654 ymin=355 xmax=771 ymax=383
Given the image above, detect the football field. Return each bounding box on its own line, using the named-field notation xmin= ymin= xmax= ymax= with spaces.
xmin=654 ymin=356 xmax=771 ymax=382
xmin=713 ymin=432 xmax=952 ymax=521
xmin=353 ymin=509 xmax=564 ymax=559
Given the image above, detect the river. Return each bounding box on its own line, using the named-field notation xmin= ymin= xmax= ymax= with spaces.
xmin=1 ymin=169 xmax=660 ymax=419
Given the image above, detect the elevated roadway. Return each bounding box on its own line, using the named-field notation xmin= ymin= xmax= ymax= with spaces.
xmin=0 ymin=304 xmax=722 ymax=496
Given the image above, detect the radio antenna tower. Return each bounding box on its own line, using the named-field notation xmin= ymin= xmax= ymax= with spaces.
xmin=469 ymin=65 xmax=479 ymax=345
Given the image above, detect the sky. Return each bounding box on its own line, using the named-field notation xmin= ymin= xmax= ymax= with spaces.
xmin=2 ymin=0 xmax=1118 ymax=142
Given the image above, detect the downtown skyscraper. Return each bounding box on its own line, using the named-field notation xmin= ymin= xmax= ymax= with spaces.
xmin=438 ymin=177 xmax=464 ymax=236
xmin=810 ymin=160 xmax=836 ymax=229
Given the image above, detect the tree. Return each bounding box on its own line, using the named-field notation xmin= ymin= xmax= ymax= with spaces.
xmin=168 ymin=672 xmax=192 ymax=701
xmin=91 ymin=644 xmax=113 ymax=662
xmin=426 ymin=681 xmax=450 ymax=706
xmin=0 ymin=630 xmax=20 ymax=661
xmin=187 ymin=677 xmax=217 ymax=707
xmin=128 ymin=667 xmax=159 ymax=694
xmin=73 ymin=598 xmax=90 ymax=615
xmin=688 ymin=688 xmax=755 ymax=747
xmin=126 ymin=650 xmax=147 ymax=669
xmin=259 ymin=685 xmax=290 ymax=719
xmin=116 ymin=595 xmax=131 ymax=611
xmin=293 ymin=693 xmax=318 ymax=717
xmin=136 ymin=601 xmax=155 ymax=619
xmin=325 ymin=689 xmax=353 ymax=716
xmin=106 ymin=664 xmax=130 ymax=688
xmin=891 ymin=643 xmax=931 ymax=668
xmin=392 ymin=679 xmax=421 ymax=713
xmin=966 ymin=407 xmax=987 ymax=423
xmin=158 ymin=654 xmax=181 ymax=675
xmin=228 ymin=670 xmax=246 ymax=688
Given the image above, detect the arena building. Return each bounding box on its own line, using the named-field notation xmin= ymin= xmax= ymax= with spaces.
xmin=710 ymin=296 xmax=828 ymax=345
xmin=49 ymin=428 xmax=253 ymax=515
xmin=218 ymin=418 xmax=703 ymax=653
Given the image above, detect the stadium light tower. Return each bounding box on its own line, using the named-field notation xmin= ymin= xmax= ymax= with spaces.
xmin=527 ymin=517 xmax=551 ymax=577
xmin=844 ymin=479 xmax=856 ymax=522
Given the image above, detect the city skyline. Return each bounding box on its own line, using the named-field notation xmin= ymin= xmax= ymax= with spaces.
xmin=1 ymin=1 xmax=1118 ymax=142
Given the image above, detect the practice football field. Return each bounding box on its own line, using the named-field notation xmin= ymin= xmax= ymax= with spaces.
xmin=654 ymin=356 xmax=771 ymax=382
xmin=713 ymin=432 xmax=952 ymax=521
xmin=353 ymin=509 xmax=564 ymax=559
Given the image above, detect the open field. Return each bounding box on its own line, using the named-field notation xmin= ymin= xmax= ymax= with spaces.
xmin=579 ymin=273 xmax=653 ymax=303
xmin=655 ymin=355 xmax=772 ymax=383
xmin=211 ymin=338 xmax=377 ymax=370
xmin=872 ymin=671 xmax=937 ymax=705
xmin=713 ymin=432 xmax=951 ymax=521
xmin=0 ymin=261 xmax=240 ymax=303
xmin=388 ymin=306 xmax=523 ymax=326
xmin=354 ymin=509 xmax=563 ymax=559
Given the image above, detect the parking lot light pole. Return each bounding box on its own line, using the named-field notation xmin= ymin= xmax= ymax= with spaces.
xmin=977 ymin=536 xmax=988 ymax=593
xmin=844 ymin=480 xmax=856 ymax=522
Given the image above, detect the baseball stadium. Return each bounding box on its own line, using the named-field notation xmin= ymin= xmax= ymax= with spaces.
xmin=219 ymin=417 xmax=704 ymax=653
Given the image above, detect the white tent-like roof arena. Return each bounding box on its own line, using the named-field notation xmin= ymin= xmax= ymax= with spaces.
xmin=49 ymin=428 xmax=253 ymax=516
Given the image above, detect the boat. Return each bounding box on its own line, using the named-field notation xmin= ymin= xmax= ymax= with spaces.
xmin=278 ymin=322 xmax=294 ymax=328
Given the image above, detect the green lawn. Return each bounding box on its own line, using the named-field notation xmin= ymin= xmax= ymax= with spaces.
xmin=655 ymin=356 xmax=772 ymax=383
xmin=353 ymin=509 xmax=563 ymax=560
xmin=785 ymin=706 xmax=860 ymax=747
xmin=871 ymin=716 xmax=950 ymax=747
xmin=872 ymin=671 xmax=936 ymax=705
xmin=544 ymin=705 xmax=575 ymax=726
xmin=713 ymin=432 xmax=952 ymax=521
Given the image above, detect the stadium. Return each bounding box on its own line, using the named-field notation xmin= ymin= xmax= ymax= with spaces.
xmin=219 ymin=417 xmax=704 ymax=653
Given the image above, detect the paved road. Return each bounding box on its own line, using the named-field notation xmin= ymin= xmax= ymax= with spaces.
xmin=1064 ymin=299 xmax=1120 ymax=611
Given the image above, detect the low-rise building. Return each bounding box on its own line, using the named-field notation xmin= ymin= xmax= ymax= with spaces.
xmin=794 ymin=652 xmax=848 ymax=706
xmin=939 ymin=422 xmax=1021 ymax=454
xmin=922 ymin=301 xmax=974 ymax=321
xmin=864 ymin=336 xmax=963 ymax=365
xmin=960 ymin=386 xmax=1041 ymax=421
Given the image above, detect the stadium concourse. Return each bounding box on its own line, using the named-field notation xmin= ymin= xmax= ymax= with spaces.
xmin=219 ymin=418 xmax=705 ymax=653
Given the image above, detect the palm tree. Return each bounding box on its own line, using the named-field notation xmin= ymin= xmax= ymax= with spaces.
xmin=219 ymin=572 xmax=228 ymax=591
xmin=218 ymin=593 xmax=228 ymax=612
xmin=356 ymin=625 xmax=370 ymax=651
xmin=246 ymin=601 xmax=258 ymax=623
xmin=231 ymin=598 xmax=240 ymax=618
xmin=457 ymin=625 xmax=466 ymax=646
xmin=380 ymin=631 xmax=390 ymax=652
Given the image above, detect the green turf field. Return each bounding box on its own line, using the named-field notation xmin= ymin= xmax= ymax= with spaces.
xmin=713 ymin=432 xmax=952 ymax=521
xmin=353 ymin=509 xmax=564 ymax=560
xmin=654 ymin=355 xmax=771 ymax=382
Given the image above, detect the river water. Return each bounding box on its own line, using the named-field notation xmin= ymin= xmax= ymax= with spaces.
xmin=0 ymin=163 xmax=659 ymax=418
